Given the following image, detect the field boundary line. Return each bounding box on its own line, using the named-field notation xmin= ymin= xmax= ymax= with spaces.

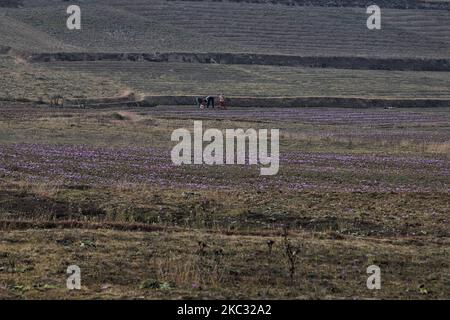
xmin=25 ymin=52 xmax=450 ymax=72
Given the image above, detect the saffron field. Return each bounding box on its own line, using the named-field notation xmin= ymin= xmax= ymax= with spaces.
xmin=0 ymin=103 xmax=448 ymax=299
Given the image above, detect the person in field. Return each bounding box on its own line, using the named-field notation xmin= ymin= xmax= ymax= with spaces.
xmin=205 ymin=96 xmax=215 ymax=109
xmin=218 ymin=93 xmax=226 ymax=110
xmin=199 ymin=98 xmax=206 ymax=109
xmin=195 ymin=96 xmax=203 ymax=108
xmin=196 ymin=96 xmax=214 ymax=109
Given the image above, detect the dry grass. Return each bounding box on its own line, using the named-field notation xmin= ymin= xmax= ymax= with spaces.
xmin=36 ymin=61 xmax=450 ymax=99
xmin=426 ymin=141 xmax=450 ymax=154
xmin=0 ymin=228 xmax=448 ymax=299
xmin=0 ymin=56 xmax=126 ymax=101
xmin=0 ymin=94 xmax=448 ymax=301
xmin=0 ymin=0 xmax=449 ymax=300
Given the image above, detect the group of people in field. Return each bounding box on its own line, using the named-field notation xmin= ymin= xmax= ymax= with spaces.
xmin=195 ymin=94 xmax=227 ymax=110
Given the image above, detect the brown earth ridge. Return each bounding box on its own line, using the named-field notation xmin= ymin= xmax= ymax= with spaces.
xmin=27 ymin=51 xmax=450 ymax=72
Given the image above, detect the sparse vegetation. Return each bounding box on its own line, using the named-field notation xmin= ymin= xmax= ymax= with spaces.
xmin=110 ymin=112 xmax=128 ymax=120
xmin=0 ymin=0 xmax=448 ymax=301
xmin=0 ymin=104 xmax=448 ymax=299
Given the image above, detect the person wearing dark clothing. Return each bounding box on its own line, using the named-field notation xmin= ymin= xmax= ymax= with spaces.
xmin=195 ymin=96 xmax=214 ymax=109
xmin=205 ymin=96 xmax=215 ymax=108
xmin=195 ymin=97 xmax=204 ymax=108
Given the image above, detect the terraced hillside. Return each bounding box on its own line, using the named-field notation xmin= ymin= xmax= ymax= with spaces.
xmin=114 ymin=0 xmax=450 ymax=58
xmin=166 ymin=0 xmax=450 ymax=10
xmin=0 ymin=1 xmax=449 ymax=300
xmin=1 ymin=0 xmax=450 ymax=102
xmin=1 ymin=0 xmax=449 ymax=58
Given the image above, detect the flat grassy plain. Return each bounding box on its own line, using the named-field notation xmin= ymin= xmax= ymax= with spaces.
xmin=0 ymin=103 xmax=448 ymax=299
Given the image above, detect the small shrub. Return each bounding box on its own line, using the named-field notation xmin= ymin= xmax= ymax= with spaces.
xmin=140 ymin=279 xmax=160 ymax=289
xmin=282 ymin=226 xmax=298 ymax=285
xmin=111 ymin=112 xmax=128 ymax=120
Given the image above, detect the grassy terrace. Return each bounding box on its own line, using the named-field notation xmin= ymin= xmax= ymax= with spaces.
xmin=0 ymin=104 xmax=448 ymax=299
xmin=0 ymin=56 xmax=126 ymax=101
xmin=35 ymin=61 xmax=450 ymax=99
xmin=4 ymin=56 xmax=450 ymax=101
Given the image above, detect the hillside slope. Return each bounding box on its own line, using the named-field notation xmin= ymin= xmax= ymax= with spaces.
xmin=0 ymin=13 xmax=79 ymax=52
xmin=1 ymin=0 xmax=449 ymax=58
xmin=1 ymin=0 xmax=450 ymax=102
xmin=0 ymin=0 xmax=22 ymax=8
